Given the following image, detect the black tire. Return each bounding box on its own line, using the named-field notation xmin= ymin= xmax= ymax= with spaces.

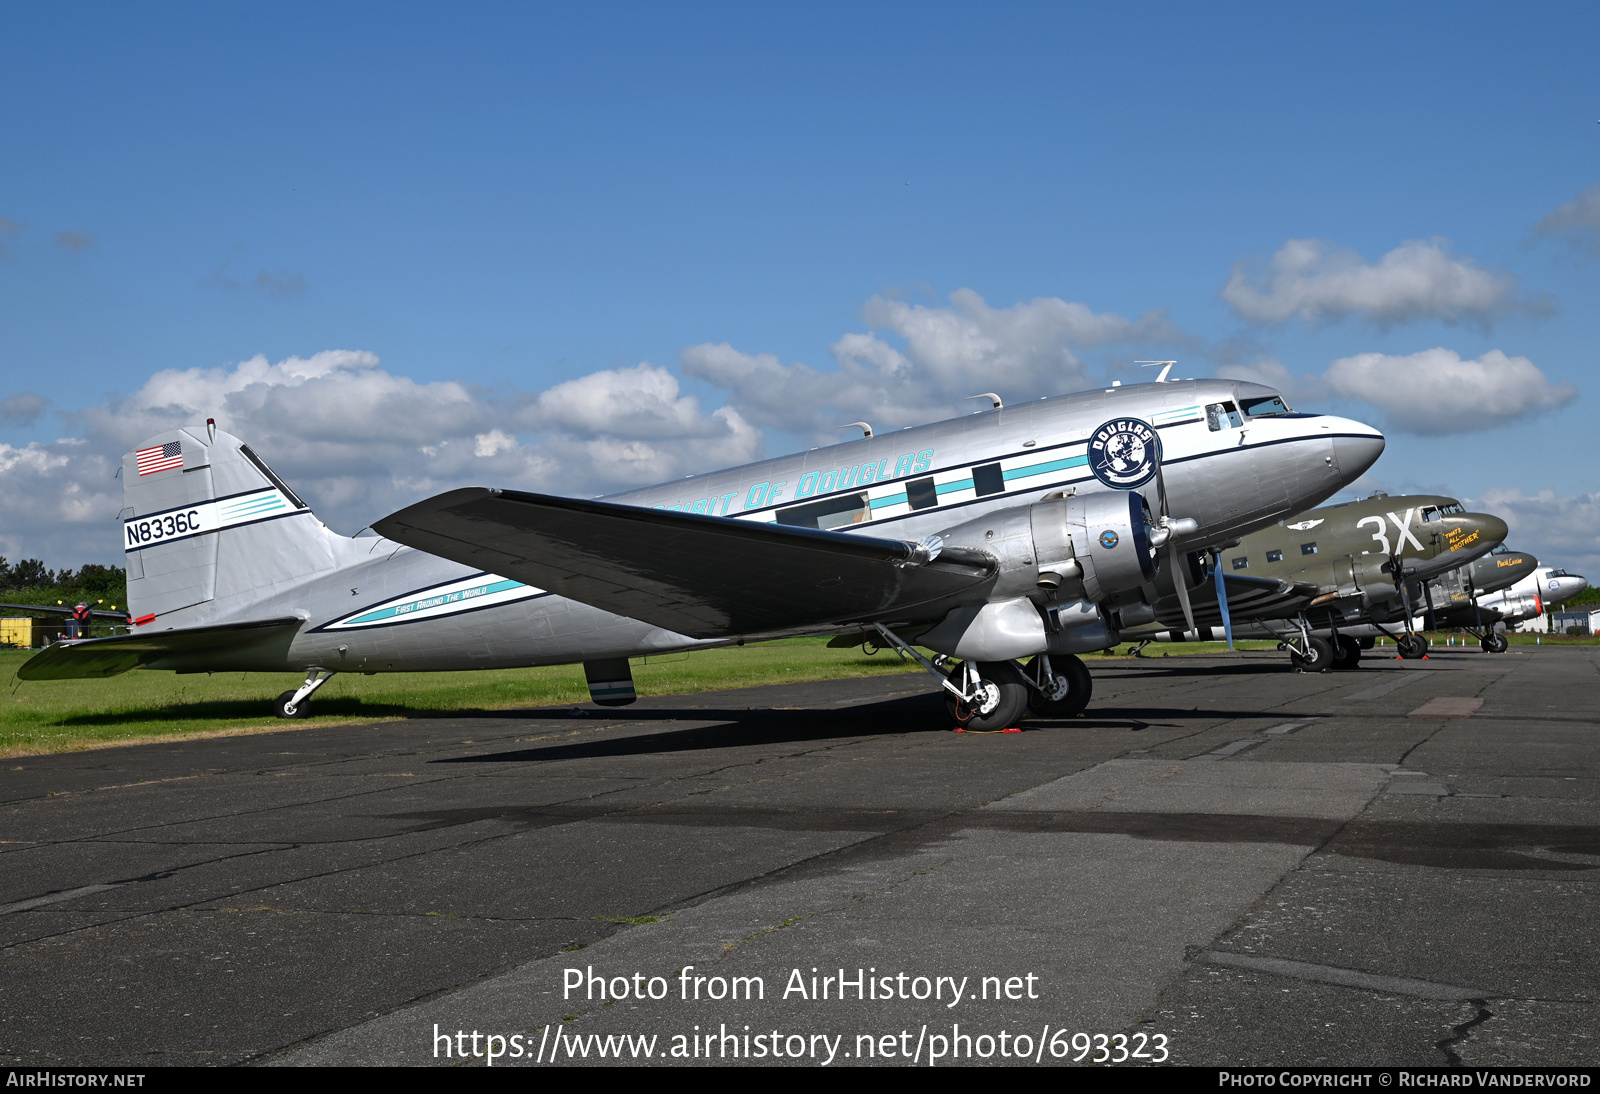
xmin=274 ymin=690 xmax=310 ymax=719
xmin=945 ymin=661 xmax=1030 ymax=731
xmin=1331 ymin=634 xmax=1362 ymax=670
xmin=1396 ymin=634 xmax=1428 ymax=660
xmin=1289 ymin=635 xmax=1334 ymax=672
xmin=1482 ymin=633 xmax=1509 ymax=654
xmin=1025 ymin=654 xmax=1093 ymax=717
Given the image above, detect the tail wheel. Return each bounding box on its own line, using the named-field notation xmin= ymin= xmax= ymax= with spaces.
xmin=274 ymin=690 xmax=311 ymax=719
xmin=945 ymin=661 xmax=1029 ymax=731
xmin=1025 ymin=654 xmax=1093 ymax=717
xmin=1396 ymin=634 xmax=1429 ymax=660
xmin=1482 ymin=633 xmax=1509 ymax=654
xmin=1289 ymin=635 xmax=1334 ymax=672
xmin=1331 ymin=634 xmax=1363 ymax=670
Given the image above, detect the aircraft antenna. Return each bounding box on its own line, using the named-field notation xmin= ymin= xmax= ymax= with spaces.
xmin=965 ymin=393 xmax=1003 ymax=410
xmin=1137 ymin=361 xmax=1178 ymax=383
xmin=837 ymin=422 xmax=874 ymax=439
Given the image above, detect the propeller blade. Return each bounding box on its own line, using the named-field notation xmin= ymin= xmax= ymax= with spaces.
xmin=1422 ymin=579 xmax=1438 ymax=632
xmin=1212 ymin=550 xmax=1235 ymax=651
xmin=1170 ymin=540 xmax=1196 ymax=634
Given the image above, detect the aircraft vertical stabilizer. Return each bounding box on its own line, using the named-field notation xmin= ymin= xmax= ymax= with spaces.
xmin=121 ymin=424 xmax=343 ymax=628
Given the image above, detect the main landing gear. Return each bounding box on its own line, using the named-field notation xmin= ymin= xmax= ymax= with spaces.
xmin=275 ymin=668 xmax=334 ymax=718
xmin=869 ymin=624 xmax=1094 ymax=730
xmin=1395 ymin=633 xmax=1429 ymax=660
xmin=1480 ymin=632 xmax=1510 ymax=654
xmin=1330 ymin=634 xmax=1363 ymax=671
xmin=1279 ymin=618 xmax=1333 ymax=673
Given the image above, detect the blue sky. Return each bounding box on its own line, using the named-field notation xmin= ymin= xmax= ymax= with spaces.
xmin=3 ymin=2 xmax=1599 ymax=571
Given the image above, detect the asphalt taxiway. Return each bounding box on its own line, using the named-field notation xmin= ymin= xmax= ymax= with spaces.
xmin=1 ymin=646 xmax=1595 ymax=1067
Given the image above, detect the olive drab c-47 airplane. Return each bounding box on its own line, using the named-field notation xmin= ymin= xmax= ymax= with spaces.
xmin=18 ymin=379 xmax=1384 ymax=730
xmin=1122 ymin=492 xmax=1513 ymax=666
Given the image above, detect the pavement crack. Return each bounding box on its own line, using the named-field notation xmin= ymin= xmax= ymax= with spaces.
xmin=1436 ymin=1000 xmax=1493 ymax=1066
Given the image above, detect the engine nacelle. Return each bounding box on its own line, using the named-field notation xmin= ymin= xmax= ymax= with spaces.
xmin=1031 ymin=489 xmax=1158 ymax=602
xmin=916 ymin=491 xmax=1157 ymax=661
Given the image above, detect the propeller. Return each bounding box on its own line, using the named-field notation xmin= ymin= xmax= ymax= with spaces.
xmin=1150 ymin=445 xmax=1197 ymax=635
xmin=1211 ymin=549 xmax=1235 ymax=650
xmin=1392 ymin=555 xmax=1419 ymax=638
xmin=1421 ymin=578 xmax=1439 ymax=633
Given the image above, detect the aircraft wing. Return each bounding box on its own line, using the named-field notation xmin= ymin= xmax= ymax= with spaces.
xmin=1153 ymin=573 xmax=1318 ymax=629
xmin=373 ymin=488 xmax=996 ymax=638
xmin=16 ymin=617 xmax=304 ymax=680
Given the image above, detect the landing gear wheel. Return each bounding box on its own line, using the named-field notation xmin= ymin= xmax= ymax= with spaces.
xmin=1289 ymin=635 xmax=1334 ymax=672
xmin=274 ymin=690 xmax=311 ymax=719
xmin=945 ymin=661 xmax=1029 ymax=731
xmin=1481 ymin=633 xmax=1509 ymax=654
xmin=1357 ymin=636 xmax=1376 ymax=650
xmin=1025 ymin=654 xmax=1093 ymax=717
xmin=1396 ymin=634 xmax=1429 ymax=660
xmin=1331 ymin=634 xmax=1363 ymax=670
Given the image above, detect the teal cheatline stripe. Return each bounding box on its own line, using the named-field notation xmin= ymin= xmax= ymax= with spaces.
xmin=343 ymin=579 xmax=529 ymax=626
xmin=869 ymin=493 xmax=907 ymax=509
xmin=1002 ymin=455 xmax=1087 ymax=481
xmin=935 ymin=477 xmax=975 ymax=495
xmin=221 ymin=497 xmax=287 ymax=517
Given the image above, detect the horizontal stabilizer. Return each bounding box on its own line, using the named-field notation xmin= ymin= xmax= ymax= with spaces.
xmin=0 ymin=603 xmax=131 ymax=622
xmin=373 ymin=488 xmax=994 ymax=638
xmin=16 ymin=617 xmax=304 ymax=680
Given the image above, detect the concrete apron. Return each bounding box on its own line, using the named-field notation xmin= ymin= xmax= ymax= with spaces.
xmin=277 ymin=758 xmax=1392 ymax=1067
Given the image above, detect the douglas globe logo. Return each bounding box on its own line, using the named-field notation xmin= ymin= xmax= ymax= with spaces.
xmin=1087 ymin=418 xmax=1161 ymax=490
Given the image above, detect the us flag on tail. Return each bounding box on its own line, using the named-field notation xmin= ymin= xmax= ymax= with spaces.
xmin=135 ymin=441 xmax=183 ymax=476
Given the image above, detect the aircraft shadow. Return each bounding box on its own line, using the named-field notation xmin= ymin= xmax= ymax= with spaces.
xmin=436 ymin=699 xmax=1271 ymax=763
xmin=437 ymin=693 xmax=946 ymax=763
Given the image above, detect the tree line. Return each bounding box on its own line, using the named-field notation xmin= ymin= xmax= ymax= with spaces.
xmin=0 ymin=558 xmax=128 ymax=604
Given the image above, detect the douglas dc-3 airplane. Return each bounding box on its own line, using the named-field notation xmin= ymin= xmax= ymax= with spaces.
xmin=18 ymin=379 xmax=1383 ymax=730
xmin=1123 ymin=493 xmax=1516 ymax=667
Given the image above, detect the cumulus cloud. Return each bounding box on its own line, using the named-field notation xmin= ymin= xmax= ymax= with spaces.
xmin=1320 ymin=347 xmax=1577 ymax=434
xmin=1469 ymin=487 xmax=1600 ymax=575
xmin=54 ymin=230 xmax=94 ymax=252
xmin=2 ymin=351 xmax=764 ymax=565
xmin=683 ymin=288 xmax=1187 ymax=436
xmin=1533 ymin=184 xmax=1600 ymax=254
xmin=1222 ymin=238 xmax=1536 ymax=328
xmin=1 ymin=392 xmax=49 ymax=426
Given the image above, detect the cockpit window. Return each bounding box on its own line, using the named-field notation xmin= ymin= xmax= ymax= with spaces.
xmin=1205 ymin=402 xmax=1243 ymax=431
xmin=1240 ymin=395 xmax=1293 ymax=417
xmin=1440 ymin=502 xmax=1465 ymax=514
xmin=1491 ymin=545 xmax=1512 ymax=554
xmin=1420 ymin=506 xmax=1441 ymax=522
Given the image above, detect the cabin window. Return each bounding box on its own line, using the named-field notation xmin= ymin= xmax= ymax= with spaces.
xmin=1205 ymin=402 xmax=1243 ymax=431
xmin=1232 ymin=556 xmax=1248 ymax=570
xmin=1266 ymin=549 xmax=1283 ymax=563
xmin=776 ymin=492 xmax=870 ymax=531
xmin=1301 ymin=542 xmax=1317 ymax=555
xmin=972 ymin=462 xmax=1006 ymax=497
xmin=1241 ymin=395 xmax=1293 ymax=417
xmin=905 ymin=476 xmax=938 ymax=511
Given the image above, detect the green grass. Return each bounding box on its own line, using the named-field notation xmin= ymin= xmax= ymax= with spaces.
xmin=1 ymin=638 xmax=923 ymax=757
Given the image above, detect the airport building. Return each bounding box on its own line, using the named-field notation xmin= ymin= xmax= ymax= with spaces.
xmin=1552 ymin=607 xmax=1600 ymax=636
